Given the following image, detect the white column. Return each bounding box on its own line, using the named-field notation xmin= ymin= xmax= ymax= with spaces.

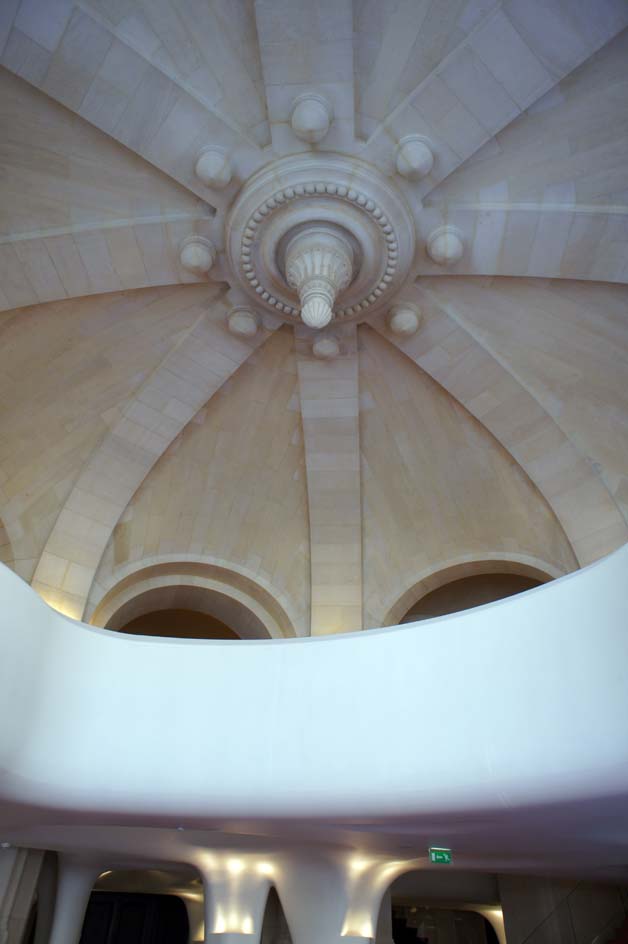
xmin=199 ymin=858 xmax=271 ymax=944
xmin=274 ymin=852 xmax=385 ymax=944
xmin=0 ymin=846 xmax=44 ymax=944
xmin=48 ymin=859 xmax=99 ymax=944
xmin=476 ymin=907 xmax=507 ymax=944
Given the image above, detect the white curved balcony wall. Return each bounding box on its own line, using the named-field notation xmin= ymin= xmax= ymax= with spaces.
xmin=1 ymin=547 xmax=628 ymax=821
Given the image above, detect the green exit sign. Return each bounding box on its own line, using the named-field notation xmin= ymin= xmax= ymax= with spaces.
xmin=429 ymin=847 xmax=452 ymax=864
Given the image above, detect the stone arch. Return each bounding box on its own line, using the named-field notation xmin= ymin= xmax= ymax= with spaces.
xmin=30 ymin=308 xmax=275 ymax=622
xmin=88 ymin=557 xmax=301 ymax=639
xmin=383 ymin=552 xmax=562 ymax=628
xmin=373 ymin=294 xmax=628 ymax=568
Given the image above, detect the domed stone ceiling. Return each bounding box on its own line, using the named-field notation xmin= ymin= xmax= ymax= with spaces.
xmin=0 ymin=0 xmax=627 ymax=636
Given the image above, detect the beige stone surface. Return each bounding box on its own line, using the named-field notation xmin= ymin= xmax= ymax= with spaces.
xmin=373 ymin=281 xmax=628 ymax=566
xmin=359 ymin=327 xmax=577 ymax=629
xmin=31 ymin=289 xmax=274 ymax=619
xmin=296 ymin=325 xmax=362 ymax=635
xmin=419 ymin=277 xmax=628 ymax=525
xmin=0 ymin=0 xmax=627 ymax=639
xmin=0 ymin=284 xmax=222 ymax=580
xmin=0 ymin=68 xmax=201 ymax=237
xmin=91 ymin=327 xmax=310 ymax=635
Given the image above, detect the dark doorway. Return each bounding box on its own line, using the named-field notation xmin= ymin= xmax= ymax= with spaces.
xmin=79 ymin=892 xmax=189 ymax=944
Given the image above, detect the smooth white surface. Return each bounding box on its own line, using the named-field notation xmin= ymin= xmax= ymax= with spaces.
xmin=2 ymin=547 xmax=628 ymax=822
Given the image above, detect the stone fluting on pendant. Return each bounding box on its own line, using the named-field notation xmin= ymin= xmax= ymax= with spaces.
xmin=285 ymin=227 xmax=354 ymax=329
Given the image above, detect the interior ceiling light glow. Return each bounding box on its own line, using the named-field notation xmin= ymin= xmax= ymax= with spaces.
xmin=256 ymin=861 xmax=274 ymax=876
xmin=214 ymin=910 xmax=226 ymax=934
xmin=227 ymin=858 xmax=245 ymax=875
xmin=341 ymin=914 xmax=374 ymax=938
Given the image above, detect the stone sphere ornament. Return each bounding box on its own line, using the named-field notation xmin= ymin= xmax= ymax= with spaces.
xmin=312 ymin=336 xmax=340 ymax=360
xmin=427 ymin=226 xmax=464 ymax=265
xmin=179 ymin=236 xmax=216 ymax=274
xmin=396 ymin=136 xmax=434 ymax=180
xmin=388 ymin=303 xmax=422 ymax=337
xmin=195 ymin=146 xmax=232 ymax=190
xmin=227 ymin=306 xmax=259 ymax=337
xmin=290 ymin=94 xmax=333 ymax=143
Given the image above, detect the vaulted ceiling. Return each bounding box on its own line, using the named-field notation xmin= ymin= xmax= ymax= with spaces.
xmin=1 ymin=0 xmax=627 ymax=636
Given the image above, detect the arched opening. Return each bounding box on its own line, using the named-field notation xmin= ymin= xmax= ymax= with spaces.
xmin=80 ymin=868 xmax=199 ymax=944
xmin=89 ymin=559 xmax=300 ymax=639
xmin=401 ymin=573 xmax=543 ymax=623
xmin=387 ymin=870 xmax=505 ymax=944
xmin=79 ymin=891 xmax=189 ymax=944
xmin=106 ymin=585 xmax=266 ymax=640
xmin=393 ymin=904 xmax=499 ymax=944
xmin=118 ymin=609 xmax=239 ymax=640
xmin=384 ymin=555 xmax=558 ymax=627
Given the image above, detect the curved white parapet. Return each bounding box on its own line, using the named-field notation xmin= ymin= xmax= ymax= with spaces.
xmin=1 ymin=547 xmax=628 ymax=824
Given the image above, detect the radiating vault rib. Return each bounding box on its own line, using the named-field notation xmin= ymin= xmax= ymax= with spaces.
xmin=0 ymin=216 xmax=215 ymax=311
xmin=0 ymin=2 xmax=267 ymax=209
xmin=295 ymin=323 xmax=363 ymax=635
xmin=412 ymin=204 xmax=628 ymax=285
xmin=360 ymin=0 xmax=628 ymax=209
xmin=253 ymin=0 xmax=355 ymax=155
xmin=31 ymin=302 xmax=278 ymax=619
xmin=372 ymin=288 xmax=628 ymax=567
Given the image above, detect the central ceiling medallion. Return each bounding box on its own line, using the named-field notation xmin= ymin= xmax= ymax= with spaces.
xmin=226 ymin=154 xmax=416 ymax=328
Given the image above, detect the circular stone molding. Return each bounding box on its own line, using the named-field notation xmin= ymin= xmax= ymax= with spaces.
xmin=225 ymin=154 xmax=416 ymax=327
